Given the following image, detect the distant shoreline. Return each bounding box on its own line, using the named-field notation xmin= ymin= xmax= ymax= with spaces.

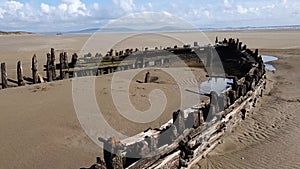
xmin=0 ymin=31 xmax=34 ymax=35
xmin=33 ymin=25 xmax=300 ymax=35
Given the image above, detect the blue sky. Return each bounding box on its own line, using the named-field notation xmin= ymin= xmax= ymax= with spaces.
xmin=0 ymin=0 xmax=299 ymax=32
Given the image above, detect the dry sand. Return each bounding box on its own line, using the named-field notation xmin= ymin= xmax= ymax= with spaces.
xmin=0 ymin=30 xmax=299 ymax=168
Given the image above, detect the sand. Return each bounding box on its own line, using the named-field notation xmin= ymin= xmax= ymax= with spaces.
xmin=0 ymin=30 xmax=299 ymax=168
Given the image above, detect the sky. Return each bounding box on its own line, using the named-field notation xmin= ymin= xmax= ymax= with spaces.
xmin=0 ymin=0 xmax=299 ymax=32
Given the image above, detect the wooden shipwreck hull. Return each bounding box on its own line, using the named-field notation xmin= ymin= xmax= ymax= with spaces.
xmin=82 ymin=38 xmax=267 ymax=169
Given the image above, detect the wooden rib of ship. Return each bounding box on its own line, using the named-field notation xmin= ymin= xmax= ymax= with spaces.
xmin=82 ymin=37 xmax=267 ymax=169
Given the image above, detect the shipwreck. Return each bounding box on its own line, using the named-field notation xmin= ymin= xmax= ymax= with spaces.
xmin=81 ymin=37 xmax=267 ymax=169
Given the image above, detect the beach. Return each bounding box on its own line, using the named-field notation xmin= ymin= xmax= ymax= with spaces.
xmin=0 ymin=30 xmax=299 ymax=168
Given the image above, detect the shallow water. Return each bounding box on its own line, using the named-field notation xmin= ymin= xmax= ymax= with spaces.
xmin=261 ymin=55 xmax=278 ymax=62
xmin=265 ymin=64 xmax=276 ymax=71
xmin=199 ymin=55 xmax=278 ymax=94
xmin=262 ymin=55 xmax=278 ymax=71
xmin=199 ymin=77 xmax=233 ymax=94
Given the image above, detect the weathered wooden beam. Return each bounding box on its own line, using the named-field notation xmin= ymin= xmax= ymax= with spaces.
xmin=173 ymin=110 xmax=185 ymax=135
xmin=50 ymin=48 xmax=56 ymax=80
xmin=59 ymin=52 xmax=64 ymax=79
xmin=1 ymin=62 xmax=8 ymax=89
xmin=32 ymin=54 xmax=38 ymax=84
xmin=69 ymin=53 xmax=78 ymax=78
xmin=64 ymin=52 xmax=69 ymax=78
xmin=17 ymin=61 xmax=25 ymax=86
xmin=59 ymin=52 xmax=69 ymax=79
xmin=46 ymin=53 xmax=53 ymax=82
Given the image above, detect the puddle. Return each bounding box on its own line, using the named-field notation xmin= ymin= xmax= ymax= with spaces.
xmin=199 ymin=77 xmax=233 ymax=95
xmin=265 ymin=64 xmax=276 ymax=71
xmin=262 ymin=55 xmax=278 ymax=71
xmin=198 ymin=55 xmax=278 ymax=95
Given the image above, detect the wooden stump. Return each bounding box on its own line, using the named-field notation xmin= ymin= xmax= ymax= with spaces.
xmin=50 ymin=48 xmax=56 ymax=80
xmin=46 ymin=53 xmax=53 ymax=82
xmin=59 ymin=52 xmax=69 ymax=79
xmin=64 ymin=52 xmax=69 ymax=78
xmin=69 ymin=53 xmax=78 ymax=78
xmin=1 ymin=62 xmax=8 ymax=89
xmin=32 ymin=55 xmax=38 ymax=84
xmin=59 ymin=52 xmax=64 ymax=79
xmin=103 ymin=137 xmax=124 ymax=169
xmin=17 ymin=61 xmax=25 ymax=86
xmin=173 ymin=110 xmax=185 ymax=134
xmin=238 ymin=42 xmax=242 ymax=50
xmin=144 ymin=72 xmax=150 ymax=83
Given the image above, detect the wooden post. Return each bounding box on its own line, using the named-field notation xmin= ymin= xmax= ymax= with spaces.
xmin=173 ymin=110 xmax=185 ymax=134
xmin=144 ymin=72 xmax=150 ymax=83
xmin=194 ymin=41 xmax=198 ymax=47
xmin=50 ymin=48 xmax=56 ymax=80
xmin=59 ymin=52 xmax=64 ymax=79
xmin=210 ymin=91 xmax=219 ymax=112
xmin=32 ymin=54 xmax=38 ymax=84
xmin=1 ymin=63 xmax=8 ymax=89
xmin=60 ymin=52 xmax=69 ymax=79
xmin=17 ymin=61 xmax=25 ymax=86
xmin=46 ymin=53 xmax=53 ymax=82
xmin=103 ymin=137 xmax=124 ymax=169
xmin=64 ymin=52 xmax=69 ymax=78
xmin=254 ymin=49 xmax=259 ymax=58
xmin=70 ymin=53 xmax=78 ymax=67
xmin=238 ymin=42 xmax=242 ymax=51
xmin=69 ymin=53 xmax=78 ymax=78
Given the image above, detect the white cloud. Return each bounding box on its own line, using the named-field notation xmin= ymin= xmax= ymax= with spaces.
xmin=262 ymin=4 xmax=275 ymax=9
xmin=61 ymin=0 xmax=89 ymax=16
xmin=237 ymin=5 xmax=248 ymax=14
xmin=236 ymin=4 xmax=260 ymax=15
xmin=0 ymin=8 xmax=4 ymax=19
xmin=224 ymin=0 xmax=232 ymax=8
xmin=40 ymin=3 xmax=50 ymax=13
xmin=105 ymin=12 xmax=190 ymax=31
xmin=40 ymin=3 xmax=55 ymax=14
xmin=112 ymin=0 xmax=136 ymax=12
xmin=282 ymin=0 xmax=288 ymax=5
xmin=93 ymin=3 xmax=99 ymax=10
xmin=58 ymin=3 xmax=68 ymax=11
xmin=204 ymin=10 xmax=210 ymax=18
xmin=5 ymin=0 xmax=23 ymax=12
